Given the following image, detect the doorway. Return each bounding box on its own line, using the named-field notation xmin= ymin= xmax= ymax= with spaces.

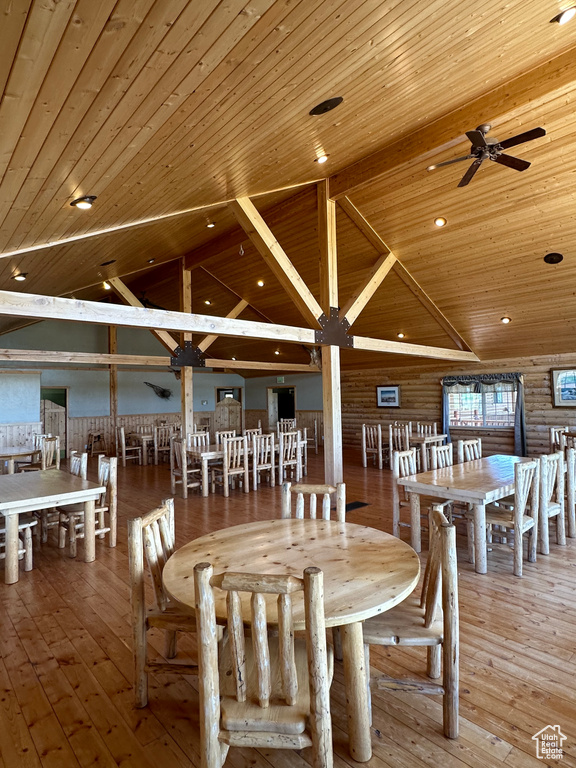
xmin=267 ymin=386 xmax=296 ymax=430
xmin=40 ymin=387 xmax=68 ymax=457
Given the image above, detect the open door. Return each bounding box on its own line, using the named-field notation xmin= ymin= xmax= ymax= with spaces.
xmin=267 ymin=386 xmax=295 ymax=431
xmin=40 ymin=388 xmax=68 ymax=457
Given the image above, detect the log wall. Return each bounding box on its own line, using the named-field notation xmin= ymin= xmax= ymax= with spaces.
xmin=341 ymin=352 xmax=576 ymax=456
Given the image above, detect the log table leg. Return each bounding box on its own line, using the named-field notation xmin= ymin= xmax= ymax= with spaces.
xmin=473 ymin=502 xmax=487 ymax=573
xmin=341 ymin=621 xmax=372 ymax=762
xmin=4 ymin=512 xmax=19 ymax=584
xmin=409 ymin=492 xmax=422 ymax=553
xmin=84 ymin=499 xmax=96 ymax=562
xmin=202 ymin=457 xmax=210 ymax=497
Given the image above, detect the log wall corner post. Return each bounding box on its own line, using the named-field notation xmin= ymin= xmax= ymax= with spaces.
xmin=180 ymin=262 xmax=194 ymax=436
xmin=108 ymin=326 xmax=118 ymax=445
xmin=318 ymin=180 xmax=343 ymax=486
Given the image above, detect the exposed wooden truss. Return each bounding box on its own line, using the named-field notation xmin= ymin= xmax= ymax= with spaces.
xmin=197 ymin=298 xmax=249 ymax=353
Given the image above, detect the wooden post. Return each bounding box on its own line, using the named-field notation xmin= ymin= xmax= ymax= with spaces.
xmin=318 ymin=180 xmax=343 ymax=486
xmin=108 ymin=326 xmax=118 ymax=449
xmin=180 ymin=262 xmax=194 ymax=435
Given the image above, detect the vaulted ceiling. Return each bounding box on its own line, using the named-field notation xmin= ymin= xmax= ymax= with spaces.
xmin=2 ymin=0 xmax=576 ymax=373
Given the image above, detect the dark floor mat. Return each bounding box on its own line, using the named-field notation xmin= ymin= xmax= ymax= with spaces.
xmin=345 ymin=501 xmax=370 ymax=512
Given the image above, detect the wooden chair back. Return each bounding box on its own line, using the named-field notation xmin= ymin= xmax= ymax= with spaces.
xmin=244 ymin=427 xmax=262 ymax=438
xmin=215 ymin=430 xmax=236 ymax=446
xmin=33 ymin=433 xmax=52 ymax=449
xmin=277 ymin=418 xmax=297 ymax=435
xmin=170 ymin=436 xmax=201 ymax=498
xmin=511 ymin=459 xmax=539 ymax=534
xmin=394 ymin=420 xmax=413 ymax=434
xmin=565 ymin=447 xmax=576 ymax=539
xmin=41 ymin=436 xmax=60 ymax=470
xmin=68 ymin=450 xmax=88 ymax=479
xmin=194 ymin=423 xmax=211 ymax=433
xmin=117 ymin=426 xmax=142 ymax=466
xmin=281 ymin=482 xmax=346 ymax=522
xmin=391 ymin=448 xmax=417 ymax=537
xmin=252 ymin=432 xmax=275 ymax=489
xmin=224 ymin=435 xmax=248 ymax=473
xmin=187 ymin=431 xmax=210 ymax=449
xmin=415 ymin=422 xmax=438 ymax=436
xmin=306 ymin=419 xmax=319 ymax=455
xmin=389 ymin=424 xmax=410 ymax=453
xmin=95 ymin=455 xmax=118 ymax=546
xmin=539 ymin=453 xmax=565 ymax=558
xmin=361 ymin=424 xmax=383 ymax=469
xmin=278 ymin=430 xmax=302 ymax=481
xmin=430 ymin=443 xmax=453 ymax=470
xmin=550 ymin=425 xmax=569 ymax=452
xmin=136 ymin=424 xmax=153 ymax=434
xmin=456 ymin=438 xmax=482 ymax=463
xmin=194 ymin=562 xmax=332 ymax=765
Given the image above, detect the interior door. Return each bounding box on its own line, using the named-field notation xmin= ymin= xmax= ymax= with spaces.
xmin=267 ymin=389 xmax=278 ymax=431
xmin=41 ymin=398 xmax=66 ymax=455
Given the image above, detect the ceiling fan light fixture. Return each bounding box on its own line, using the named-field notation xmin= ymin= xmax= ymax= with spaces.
xmin=70 ymin=195 xmax=97 ymax=209
xmin=551 ymin=6 xmax=576 ymax=23
xmin=434 ymin=217 xmax=447 ymax=227
xmin=12 ymin=272 xmax=27 ymax=281
xmin=501 ymin=316 xmax=512 ymax=324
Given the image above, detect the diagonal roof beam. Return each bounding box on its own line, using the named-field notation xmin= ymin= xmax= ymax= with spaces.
xmin=328 ymin=44 xmax=576 ymax=199
xmin=338 ymin=198 xmax=471 ymax=352
xmin=197 ymin=298 xmax=249 ymax=352
xmin=229 ymin=197 xmax=324 ymax=328
xmin=108 ymin=277 xmax=179 ymax=354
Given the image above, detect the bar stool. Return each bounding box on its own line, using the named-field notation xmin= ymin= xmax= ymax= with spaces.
xmin=87 ymin=431 xmax=108 ymax=457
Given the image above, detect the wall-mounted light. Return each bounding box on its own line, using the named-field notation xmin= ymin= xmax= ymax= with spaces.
xmin=11 ymin=273 xmax=27 ymax=281
xmin=70 ymin=195 xmax=97 ymax=209
xmin=551 ymin=6 xmax=576 ymax=23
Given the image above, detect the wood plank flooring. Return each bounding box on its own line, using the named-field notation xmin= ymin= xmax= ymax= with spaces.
xmin=1 ymin=450 xmax=575 ymax=768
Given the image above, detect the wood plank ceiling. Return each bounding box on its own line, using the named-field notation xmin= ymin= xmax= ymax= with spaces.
xmin=1 ymin=0 xmax=576 ymax=371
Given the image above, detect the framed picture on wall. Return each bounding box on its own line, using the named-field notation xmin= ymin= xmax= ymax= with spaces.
xmin=376 ymin=385 xmax=400 ymax=408
xmin=551 ymin=369 xmax=576 ymax=406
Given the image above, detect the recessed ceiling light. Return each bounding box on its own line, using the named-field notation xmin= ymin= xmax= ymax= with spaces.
xmin=397 ymin=332 xmax=405 ymax=339
xmin=207 ymin=222 xmax=215 ymax=228
xmin=103 ymin=281 xmax=111 ymax=290
xmin=231 ymin=357 xmax=236 ymax=361
xmin=204 ymin=299 xmax=212 ymax=305
xmin=70 ymin=195 xmax=97 ymax=209
xmin=316 ymin=154 xmax=329 ymax=164
xmin=274 ymin=350 xmax=280 ymax=355
xmin=11 ymin=273 xmax=27 ymax=281
xmin=257 ymin=280 xmax=264 ymax=287
xmin=100 ymin=259 xmax=116 ymax=266
xmin=309 ymin=97 xmax=343 ymax=116
xmin=434 ymin=217 xmax=447 ymax=227
xmin=544 ymin=252 xmax=563 ymax=264
xmin=551 ymin=6 xmax=576 ymax=23
xmin=147 ymin=258 xmax=155 ymax=264
xmin=501 ymin=316 xmax=512 ymax=324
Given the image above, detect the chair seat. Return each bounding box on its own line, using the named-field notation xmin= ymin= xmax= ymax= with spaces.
xmin=481 ymin=505 xmax=535 ymax=533
xmin=220 ymin=635 xmax=334 ymax=735
xmin=362 ymin=593 xmax=443 ymax=646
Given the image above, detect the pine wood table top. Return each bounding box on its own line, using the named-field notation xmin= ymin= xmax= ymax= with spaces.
xmin=0 ymin=469 xmax=105 ymax=516
xmin=398 ymin=454 xmax=533 ymax=503
xmin=163 ymin=518 xmax=420 ymax=630
xmin=0 ymin=446 xmax=40 ymax=459
xmin=409 ymin=433 xmax=447 ymax=445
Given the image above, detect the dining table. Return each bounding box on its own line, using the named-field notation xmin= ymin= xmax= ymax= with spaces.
xmin=127 ymin=432 xmax=154 ymax=465
xmin=163 ymin=517 xmax=420 ymax=762
xmin=0 ymin=469 xmax=105 ymax=584
xmin=0 ymin=445 xmax=41 ymax=474
xmin=409 ymin=433 xmax=447 ymax=471
xmin=398 ymin=453 xmax=533 ymax=570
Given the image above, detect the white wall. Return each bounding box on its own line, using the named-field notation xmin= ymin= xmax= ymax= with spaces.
xmin=0 ymin=372 xmax=40 ymax=423
xmin=244 ymin=374 xmax=322 ymax=410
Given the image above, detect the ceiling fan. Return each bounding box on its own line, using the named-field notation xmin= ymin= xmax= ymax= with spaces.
xmin=427 ymin=124 xmax=546 ymax=187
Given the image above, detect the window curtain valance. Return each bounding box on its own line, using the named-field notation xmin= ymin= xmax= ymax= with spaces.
xmin=441 ymin=372 xmax=526 ymax=456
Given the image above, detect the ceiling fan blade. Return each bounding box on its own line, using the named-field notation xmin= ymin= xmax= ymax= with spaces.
xmin=457 ymin=159 xmax=483 ymax=187
xmin=465 ymin=130 xmax=488 ymax=148
xmin=498 ymin=127 xmax=546 ymax=150
xmin=494 ymin=153 xmax=531 ymax=172
xmin=427 ymin=154 xmax=473 ymax=171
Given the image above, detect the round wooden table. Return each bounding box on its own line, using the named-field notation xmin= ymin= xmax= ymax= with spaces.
xmin=163 ymin=517 xmax=420 ymax=763
xmin=0 ymin=446 xmax=40 ymax=474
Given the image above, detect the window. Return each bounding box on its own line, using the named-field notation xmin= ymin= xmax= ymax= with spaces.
xmin=448 ymin=381 xmax=516 ymax=428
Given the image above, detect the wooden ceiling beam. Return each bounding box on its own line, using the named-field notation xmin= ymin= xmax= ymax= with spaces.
xmin=353 ymin=336 xmax=479 ymax=362
xmin=339 ymin=197 xmax=471 ymax=351
xmin=229 ymin=196 xmax=324 ymax=328
xmin=0 ymin=290 xmax=317 ymax=345
xmin=197 ymin=298 xmax=249 ymax=353
xmin=205 ymin=358 xmax=319 ymax=372
xmin=108 ymin=277 xmax=179 ymax=354
xmin=329 ymin=44 xmax=576 ymax=199
xmin=0 ymin=349 xmax=170 ymax=367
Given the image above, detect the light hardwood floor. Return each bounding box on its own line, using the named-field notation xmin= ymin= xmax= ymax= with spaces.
xmin=1 ymin=450 xmax=575 ymax=768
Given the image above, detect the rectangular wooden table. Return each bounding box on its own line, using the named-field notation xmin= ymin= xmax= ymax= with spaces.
xmin=398 ymin=454 xmax=532 ymax=571
xmin=0 ymin=470 xmax=105 ymax=584
xmin=0 ymin=446 xmax=41 ymax=474
xmin=409 ymin=433 xmax=447 ymax=471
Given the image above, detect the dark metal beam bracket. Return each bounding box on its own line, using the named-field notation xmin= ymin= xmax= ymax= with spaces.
xmin=314 ymin=307 xmax=353 ymax=347
xmin=170 ymin=341 xmax=206 ymax=367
